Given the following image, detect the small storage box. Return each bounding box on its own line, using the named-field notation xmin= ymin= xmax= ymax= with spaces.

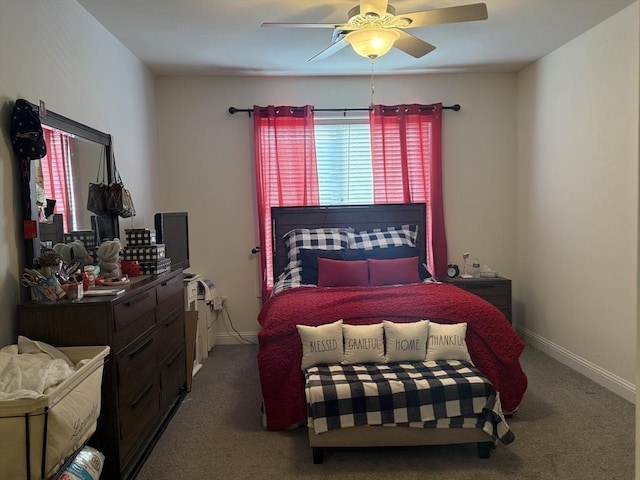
xmin=125 ymin=229 xmax=156 ymax=246
xmin=122 ymin=244 xmax=166 ymax=262
xmin=139 ymin=258 xmax=172 ymax=275
xmin=0 ymin=346 xmax=110 ymax=480
xmin=63 ymin=231 xmax=97 ymax=249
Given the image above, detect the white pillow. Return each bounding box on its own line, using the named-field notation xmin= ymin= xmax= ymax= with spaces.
xmin=342 ymin=323 xmax=385 ymax=364
xmin=425 ymin=322 xmax=472 ymax=363
xmin=383 ymin=320 xmax=429 ymax=362
xmin=297 ymin=320 xmax=344 ymax=370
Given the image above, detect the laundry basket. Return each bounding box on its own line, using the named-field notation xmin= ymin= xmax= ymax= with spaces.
xmin=0 ymin=345 xmax=110 ymax=480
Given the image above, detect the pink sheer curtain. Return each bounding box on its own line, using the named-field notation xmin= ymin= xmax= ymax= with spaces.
xmin=253 ymin=105 xmax=319 ymax=301
xmin=369 ymin=103 xmax=448 ymax=279
xmin=41 ymin=128 xmax=73 ymax=232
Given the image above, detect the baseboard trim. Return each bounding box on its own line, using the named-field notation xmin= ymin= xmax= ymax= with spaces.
xmin=215 ymin=331 xmax=259 ymax=345
xmin=518 ymin=327 xmax=636 ymax=404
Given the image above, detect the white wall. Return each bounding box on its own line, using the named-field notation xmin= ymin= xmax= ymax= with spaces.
xmin=0 ymin=0 xmax=159 ymax=346
xmin=155 ymin=73 xmax=518 ymax=343
xmin=516 ymin=2 xmax=639 ymax=401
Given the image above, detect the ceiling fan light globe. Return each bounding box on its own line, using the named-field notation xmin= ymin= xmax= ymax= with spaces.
xmin=345 ymin=27 xmax=400 ymax=58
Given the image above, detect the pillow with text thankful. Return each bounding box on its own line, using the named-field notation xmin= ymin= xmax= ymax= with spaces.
xmin=342 ymin=323 xmax=385 ymax=364
xmin=425 ymin=322 xmax=472 ymax=363
xmin=383 ymin=320 xmax=430 ymax=362
xmin=297 ymin=319 xmax=344 ymax=370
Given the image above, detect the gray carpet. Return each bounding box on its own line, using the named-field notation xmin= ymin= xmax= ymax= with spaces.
xmin=136 ymin=344 xmax=635 ymax=480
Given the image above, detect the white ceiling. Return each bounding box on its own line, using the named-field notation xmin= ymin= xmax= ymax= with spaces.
xmin=76 ymin=0 xmax=636 ymax=76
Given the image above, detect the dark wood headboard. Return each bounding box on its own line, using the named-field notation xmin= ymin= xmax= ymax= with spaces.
xmin=271 ymin=203 xmax=426 ymax=281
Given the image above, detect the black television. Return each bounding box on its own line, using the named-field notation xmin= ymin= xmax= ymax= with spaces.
xmin=154 ymin=212 xmax=190 ymax=271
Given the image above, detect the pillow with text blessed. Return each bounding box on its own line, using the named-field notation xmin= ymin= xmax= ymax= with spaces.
xmin=297 ymin=319 xmax=344 ymax=370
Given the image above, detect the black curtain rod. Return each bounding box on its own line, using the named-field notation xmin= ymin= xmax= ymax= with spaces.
xmin=228 ymin=104 xmax=461 ymax=117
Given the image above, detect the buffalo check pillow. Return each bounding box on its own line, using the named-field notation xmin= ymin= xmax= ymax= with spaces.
xmin=342 ymin=323 xmax=385 ymax=364
xmin=348 ymin=224 xmax=418 ymax=250
xmin=297 ymin=320 xmax=344 ymax=370
xmin=284 ymin=228 xmax=353 ymax=271
xmin=425 ymin=322 xmax=473 ymax=363
xmin=383 ymin=320 xmax=430 ymax=362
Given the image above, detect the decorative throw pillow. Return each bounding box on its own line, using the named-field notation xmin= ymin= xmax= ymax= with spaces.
xmin=283 ymin=228 xmax=352 ymax=270
xmin=348 ymin=224 xmax=418 ymax=250
xmin=317 ymin=258 xmax=369 ymax=287
xmin=368 ymin=257 xmax=421 ymax=286
xmin=300 ymin=248 xmax=363 ymax=285
xmin=360 ymin=246 xmax=431 ymax=279
xmin=297 ymin=319 xmax=344 ymax=370
xmin=383 ymin=320 xmax=430 ymax=362
xmin=425 ymin=322 xmax=473 ymax=363
xmin=342 ymin=323 xmax=385 ymax=364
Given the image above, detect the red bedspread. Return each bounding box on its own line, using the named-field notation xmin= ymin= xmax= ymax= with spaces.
xmin=257 ymin=282 xmax=527 ymax=430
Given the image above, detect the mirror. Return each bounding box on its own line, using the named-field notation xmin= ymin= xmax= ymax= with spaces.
xmin=22 ymin=101 xmax=118 ymax=267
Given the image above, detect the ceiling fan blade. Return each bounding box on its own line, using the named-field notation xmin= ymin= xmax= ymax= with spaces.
xmin=308 ymin=38 xmax=349 ymax=62
xmin=261 ymin=22 xmax=337 ymax=29
xmin=401 ymin=3 xmax=488 ymax=28
xmin=393 ymin=30 xmax=436 ymax=58
xmin=359 ymin=0 xmax=389 ymax=18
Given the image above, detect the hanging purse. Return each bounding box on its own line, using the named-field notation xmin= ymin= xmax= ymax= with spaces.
xmin=87 ymin=147 xmax=109 ymax=217
xmin=107 ymin=148 xmax=136 ymax=218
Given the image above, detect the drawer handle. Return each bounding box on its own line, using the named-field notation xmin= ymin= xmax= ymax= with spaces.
xmin=130 ymin=383 xmax=153 ymax=409
xmin=129 ymin=337 xmax=154 ymax=358
xmin=163 ymin=313 xmax=179 ymax=327
xmin=166 ymin=349 xmax=181 ymax=367
xmin=125 ymin=292 xmax=150 ymax=306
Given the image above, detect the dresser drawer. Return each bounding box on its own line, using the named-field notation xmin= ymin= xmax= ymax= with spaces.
xmin=119 ymin=375 xmax=161 ymax=464
xmin=446 ymin=277 xmax=512 ymax=323
xmin=117 ymin=332 xmax=158 ymax=407
xmin=458 ymin=281 xmax=508 ymax=299
xmin=156 ymin=296 xmax=185 ymax=353
xmin=113 ymin=290 xmax=157 ymax=353
xmin=156 ymin=274 xmax=184 ymax=304
xmin=160 ymin=343 xmax=186 ymax=410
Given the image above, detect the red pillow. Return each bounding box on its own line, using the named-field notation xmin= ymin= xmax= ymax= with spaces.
xmin=317 ymin=258 xmax=369 ymax=287
xmin=368 ymin=257 xmax=421 ymax=286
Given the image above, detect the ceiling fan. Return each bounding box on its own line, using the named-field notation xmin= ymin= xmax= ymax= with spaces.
xmin=261 ymin=1 xmax=488 ymax=62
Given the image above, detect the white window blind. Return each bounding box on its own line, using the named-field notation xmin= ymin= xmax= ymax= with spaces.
xmin=314 ymin=116 xmax=373 ymax=205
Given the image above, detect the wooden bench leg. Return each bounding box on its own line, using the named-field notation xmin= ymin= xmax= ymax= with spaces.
xmin=312 ymin=447 xmax=324 ymax=464
xmin=477 ymin=442 xmax=492 ymax=458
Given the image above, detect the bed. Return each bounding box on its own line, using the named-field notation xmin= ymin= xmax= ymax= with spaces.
xmin=257 ymin=203 xmax=527 ymax=462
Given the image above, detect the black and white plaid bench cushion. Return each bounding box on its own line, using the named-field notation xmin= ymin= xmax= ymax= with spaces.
xmin=305 ymin=360 xmax=513 ymax=443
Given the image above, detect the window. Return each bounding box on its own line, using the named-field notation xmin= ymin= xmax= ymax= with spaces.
xmin=254 ymin=103 xmax=447 ymax=298
xmin=314 ymin=115 xmax=373 ymax=205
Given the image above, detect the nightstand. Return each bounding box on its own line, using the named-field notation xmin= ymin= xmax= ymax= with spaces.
xmin=444 ymin=277 xmax=512 ymax=323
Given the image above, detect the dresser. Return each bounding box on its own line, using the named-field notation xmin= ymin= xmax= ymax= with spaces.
xmin=444 ymin=276 xmax=512 ymax=323
xmin=17 ymin=269 xmax=187 ymax=480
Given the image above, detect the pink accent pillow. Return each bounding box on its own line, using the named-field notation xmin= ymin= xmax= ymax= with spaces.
xmin=317 ymin=258 xmax=369 ymax=287
xmin=368 ymin=256 xmax=421 ymax=286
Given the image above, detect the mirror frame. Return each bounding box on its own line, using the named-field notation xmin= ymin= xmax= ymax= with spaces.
xmin=23 ymin=101 xmax=118 ymax=268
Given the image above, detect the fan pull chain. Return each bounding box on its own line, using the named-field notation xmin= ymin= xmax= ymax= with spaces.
xmin=370 ymin=57 xmax=376 ymax=108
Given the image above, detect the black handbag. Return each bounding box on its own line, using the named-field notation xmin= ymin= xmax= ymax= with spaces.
xmin=107 ymin=150 xmax=136 ymax=218
xmin=87 ymin=148 xmax=109 ymax=217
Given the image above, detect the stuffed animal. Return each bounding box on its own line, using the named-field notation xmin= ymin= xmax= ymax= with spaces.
xmin=53 ymin=239 xmax=91 ymax=271
xmin=97 ymin=238 xmax=123 ymax=279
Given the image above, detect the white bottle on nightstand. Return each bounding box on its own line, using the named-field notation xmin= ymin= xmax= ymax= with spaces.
xmin=472 ymin=257 xmax=480 ymax=278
